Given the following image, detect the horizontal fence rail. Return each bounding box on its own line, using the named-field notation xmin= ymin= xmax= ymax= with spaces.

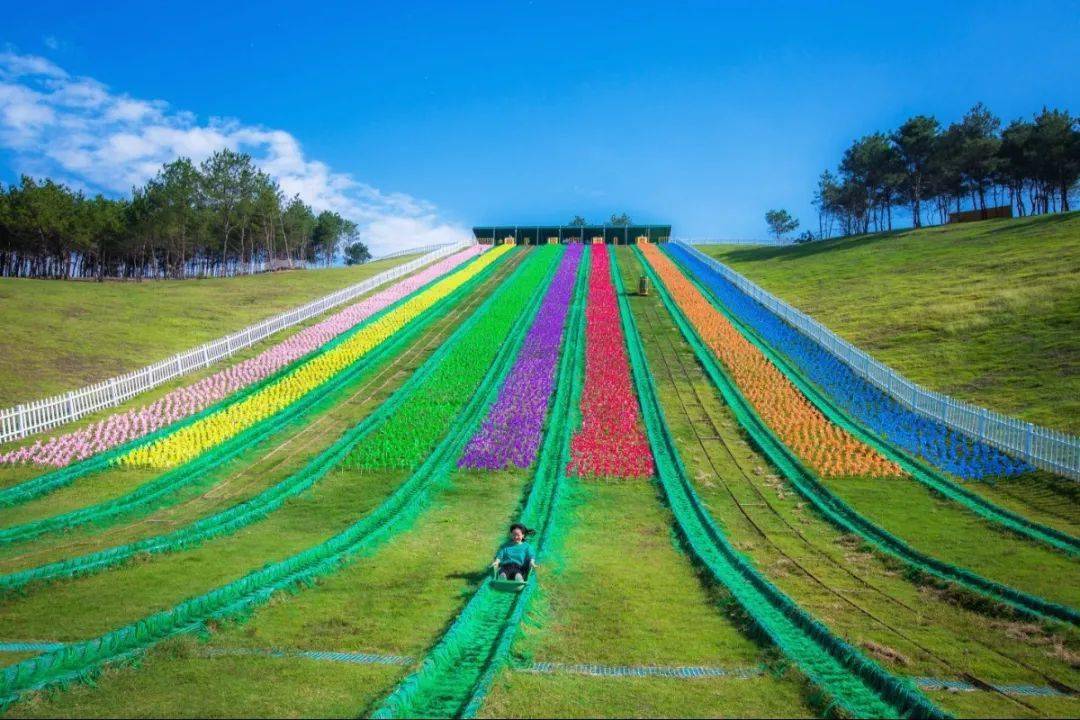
xmin=676 ymin=237 xmax=795 ymax=247
xmin=0 ymin=241 xmax=472 ymax=444
xmin=673 ymin=241 xmax=1080 ymax=480
xmin=369 ymin=243 xmax=452 ymax=262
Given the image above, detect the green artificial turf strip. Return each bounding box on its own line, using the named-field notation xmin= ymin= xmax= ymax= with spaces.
xmin=614 ymin=247 xmax=1080 ymax=712
xmin=697 ymin=212 xmax=1080 ymax=433
xmin=478 ymin=672 xmax=816 ymax=718
xmin=0 ymin=256 xmax=512 ymax=575
xmin=0 ymin=255 xmax=422 ymax=408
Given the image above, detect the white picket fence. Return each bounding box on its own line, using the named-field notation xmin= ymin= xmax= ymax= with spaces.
xmin=673 ymin=241 xmax=1080 ymax=480
xmin=0 ymin=241 xmax=472 ymax=444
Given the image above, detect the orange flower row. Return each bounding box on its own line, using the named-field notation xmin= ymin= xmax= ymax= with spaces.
xmin=640 ymin=244 xmax=901 ymax=479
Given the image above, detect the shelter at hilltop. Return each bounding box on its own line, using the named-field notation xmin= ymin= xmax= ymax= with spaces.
xmin=473 ymin=224 xmax=671 ymax=245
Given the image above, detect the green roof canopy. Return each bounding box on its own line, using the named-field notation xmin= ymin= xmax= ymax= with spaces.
xmin=472 ymin=224 xmax=671 ymax=245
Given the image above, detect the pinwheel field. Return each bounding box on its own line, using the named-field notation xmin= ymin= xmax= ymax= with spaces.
xmin=0 ymin=233 xmax=1076 ymax=719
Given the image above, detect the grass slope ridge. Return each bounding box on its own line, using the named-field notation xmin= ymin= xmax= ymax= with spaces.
xmin=699 ymin=213 xmax=1080 ymax=434
xmin=0 ymin=256 xmax=422 ymax=408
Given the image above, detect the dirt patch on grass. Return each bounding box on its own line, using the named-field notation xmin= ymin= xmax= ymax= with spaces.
xmin=860 ymin=640 xmax=911 ymax=667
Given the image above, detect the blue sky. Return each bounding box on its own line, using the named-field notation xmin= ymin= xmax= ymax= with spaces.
xmin=2 ymin=1 xmax=1078 ymax=249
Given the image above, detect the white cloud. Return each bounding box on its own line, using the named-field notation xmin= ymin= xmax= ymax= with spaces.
xmin=0 ymin=51 xmax=469 ymax=255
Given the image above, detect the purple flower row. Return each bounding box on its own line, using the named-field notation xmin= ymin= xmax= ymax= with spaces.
xmin=1 ymin=246 xmax=486 ymax=468
xmin=459 ymin=244 xmax=583 ymax=470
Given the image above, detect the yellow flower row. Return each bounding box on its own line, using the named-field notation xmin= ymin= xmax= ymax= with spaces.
xmin=120 ymin=245 xmax=511 ymax=469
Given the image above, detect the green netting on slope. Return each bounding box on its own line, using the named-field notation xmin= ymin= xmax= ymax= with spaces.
xmin=0 ymin=247 xmax=559 ymax=709
xmin=635 ymin=246 xmax=1080 ymax=627
xmin=0 ymin=251 xmax=496 ymax=511
xmin=0 ymin=252 xmax=533 ymax=593
xmin=614 ymin=249 xmax=946 ymax=720
xmin=0 ymin=252 xmax=515 ymax=548
xmin=661 ymin=246 xmax=1080 ymax=557
xmin=371 ymin=246 xmax=590 ymax=720
xmin=346 ymin=245 xmax=564 ymax=470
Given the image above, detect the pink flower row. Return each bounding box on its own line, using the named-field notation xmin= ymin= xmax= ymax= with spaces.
xmin=1 ymin=246 xmax=486 ymax=468
xmin=567 ymin=245 xmax=654 ymax=479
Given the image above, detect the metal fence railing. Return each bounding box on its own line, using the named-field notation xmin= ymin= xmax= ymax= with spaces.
xmin=675 ymin=237 xmax=795 ymax=247
xmin=369 ymin=243 xmax=453 ymax=262
xmin=0 ymin=241 xmax=471 ymax=444
xmin=673 ymin=241 xmax=1080 ymax=480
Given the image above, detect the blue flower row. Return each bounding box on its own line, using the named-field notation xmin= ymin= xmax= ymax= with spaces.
xmin=667 ymin=245 xmax=1030 ymax=480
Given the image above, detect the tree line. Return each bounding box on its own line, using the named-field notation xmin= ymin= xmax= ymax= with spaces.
xmin=812 ymin=104 xmax=1079 ymax=238
xmin=0 ymin=149 xmax=366 ymax=280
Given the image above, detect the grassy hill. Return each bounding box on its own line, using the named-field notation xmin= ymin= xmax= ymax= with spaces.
xmin=698 ymin=212 xmax=1079 ymax=434
xmin=0 ymin=255 xmax=421 ymax=407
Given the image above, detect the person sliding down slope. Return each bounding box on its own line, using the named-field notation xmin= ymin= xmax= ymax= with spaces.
xmin=492 ymin=523 xmax=537 ymax=581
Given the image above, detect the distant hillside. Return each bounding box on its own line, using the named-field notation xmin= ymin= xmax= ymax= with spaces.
xmin=0 ymin=255 xmax=419 ymax=407
xmin=698 ymin=212 xmax=1079 ymax=434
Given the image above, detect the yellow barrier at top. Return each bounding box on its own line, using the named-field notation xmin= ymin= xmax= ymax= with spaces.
xmin=120 ymin=245 xmax=511 ymax=469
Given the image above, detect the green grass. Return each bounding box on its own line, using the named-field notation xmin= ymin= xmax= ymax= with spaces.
xmin=0 ymin=255 xmax=420 ymax=407
xmin=819 ymin=474 xmax=1080 ymax=608
xmin=0 ymin=465 xmax=409 ymax=641
xmin=480 ymin=673 xmax=814 ymax=719
xmin=5 ymin=649 xmax=399 ymax=718
xmin=483 ymin=475 xmax=816 ymax=717
xmin=967 ymin=473 xmax=1080 ymax=538
xmin=512 ymin=480 xmax=770 ymax=667
xmin=923 ymin=688 xmax=1080 ymax=720
xmin=0 ymin=244 xmax=530 ymax=639
xmin=0 ymin=255 xmax=516 ymax=575
xmin=0 ymin=468 xmax=529 ymax=717
xmin=2 ymin=237 xmax=1078 ymax=717
xmin=0 ymin=248 xmax=540 ymax=715
xmin=209 ymin=469 xmax=529 ymax=658
xmin=615 ymin=247 xmax=1080 ymax=718
xmin=697 ymin=212 xmax=1080 ymax=433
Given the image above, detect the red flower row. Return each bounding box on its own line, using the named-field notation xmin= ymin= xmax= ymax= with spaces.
xmin=567 ymin=245 xmax=654 ymax=479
